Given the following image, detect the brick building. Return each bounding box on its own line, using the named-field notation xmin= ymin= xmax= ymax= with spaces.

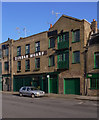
xmin=86 ymin=26 xmax=99 ymax=96
xmin=0 ymin=15 xmax=98 ymax=96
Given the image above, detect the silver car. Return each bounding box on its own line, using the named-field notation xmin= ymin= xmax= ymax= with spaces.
xmin=19 ymin=86 xmax=45 ymax=98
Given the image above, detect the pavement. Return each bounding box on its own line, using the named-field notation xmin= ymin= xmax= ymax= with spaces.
xmin=1 ymin=91 xmax=99 ymax=101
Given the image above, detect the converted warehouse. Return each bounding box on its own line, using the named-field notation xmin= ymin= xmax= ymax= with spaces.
xmin=0 ymin=15 xmax=99 ymax=96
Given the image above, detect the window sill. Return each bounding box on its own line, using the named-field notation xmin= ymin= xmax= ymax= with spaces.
xmin=48 ymin=47 xmax=55 ymax=49
xmin=17 ymin=55 xmax=21 ymax=57
xmin=35 ymin=51 xmax=40 ymax=53
xmin=72 ymin=41 xmax=80 ymax=43
xmin=72 ymin=62 xmax=80 ymax=64
xmin=25 ymin=69 xmax=30 ymax=72
xmin=89 ymin=88 xmax=99 ymax=90
xmin=93 ymin=67 xmax=99 ymax=69
xmin=33 ymin=68 xmax=40 ymax=71
xmin=25 ymin=53 xmax=30 ymax=55
xmin=17 ymin=70 xmax=21 ymax=73
xmin=48 ymin=65 xmax=55 ymax=67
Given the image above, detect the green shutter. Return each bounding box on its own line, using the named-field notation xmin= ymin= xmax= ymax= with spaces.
xmin=49 ymin=57 xmax=50 ymax=66
xmin=17 ymin=62 xmax=18 ymax=71
xmin=72 ymin=52 xmax=74 ymax=63
xmin=25 ymin=60 xmax=27 ymax=70
xmin=17 ymin=47 xmax=18 ymax=56
xmin=63 ymin=53 xmax=65 ymax=61
xmin=63 ymin=34 xmax=65 ymax=41
xmin=49 ymin=39 xmax=50 ymax=48
xmin=94 ymin=53 xmax=96 ymax=68
xmin=57 ymin=36 xmax=59 ymax=43
xmin=72 ymin=32 xmax=74 ymax=42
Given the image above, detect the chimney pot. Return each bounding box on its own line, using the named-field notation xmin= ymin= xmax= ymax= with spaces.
xmin=93 ymin=19 xmax=95 ymax=22
xmin=50 ymin=24 xmax=52 ymax=28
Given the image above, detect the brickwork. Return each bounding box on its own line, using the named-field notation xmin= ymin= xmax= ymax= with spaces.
xmin=1 ymin=15 xmax=98 ymax=96
xmin=49 ymin=15 xmax=91 ymax=95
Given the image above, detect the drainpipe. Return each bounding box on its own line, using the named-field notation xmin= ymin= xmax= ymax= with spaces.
xmin=84 ymin=48 xmax=88 ymax=95
xmin=10 ymin=39 xmax=13 ymax=92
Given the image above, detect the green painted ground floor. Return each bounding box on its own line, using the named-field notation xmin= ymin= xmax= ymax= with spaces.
xmin=2 ymin=73 xmax=99 ymax=95
xmin=87 ymin=73 xmax=99 ymax=90
xmin=2 ymin=73 xmax=80 ymax=95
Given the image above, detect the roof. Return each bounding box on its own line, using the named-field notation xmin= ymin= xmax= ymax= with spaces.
xmin=49 ymin=14 xmax=90 ymax=30
xmin=14 ymin=31 xmax=47 ymax=42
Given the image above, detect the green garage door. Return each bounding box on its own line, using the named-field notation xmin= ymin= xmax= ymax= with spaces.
xmin=49 ymin=74 xmax=58 ymax=94
xmin=64 ymin=78 xmax=80 ymax=95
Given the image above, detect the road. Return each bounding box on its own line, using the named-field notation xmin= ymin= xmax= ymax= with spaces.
xmin=2 ymin=93 xmax=98 ymax=118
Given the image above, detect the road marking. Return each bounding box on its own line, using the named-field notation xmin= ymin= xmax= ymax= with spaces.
xmin=78 ymin=101 xmax=84 ymax=104
xmin=34 ymin=98 xmax=40 ymax=100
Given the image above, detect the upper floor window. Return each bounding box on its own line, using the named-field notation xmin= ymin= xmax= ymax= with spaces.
xmin=35 ymin=58 xmax=40 ymax=69
xmin=72 ymin=51 xmax=80 ymax=64
xmin=58 ymin=52 xmax=69 ymax=62
xmin=35 ymin=41 xmax=40 ymax=52
xmin=17 ymin=61 xmax=21 ymax=72
xmin=25 ymin=59 xmax=30 ymax=71
xmin=4 ymin=62 xmax=9 ymax=71
xmin=25 ymin=44 xmax=30 ymax=55
xmin=49 ymin=37 xmax=55 ymax=48
xmin=4 ymin=48 xmax=9 ymax=56
xmin=58 ymin=32 xmax=69 ymax=43
xmin=2 ymin=45 xmax=9 ymax=57
xmin=49 ymin=55 xmax=55 ymax=67
xmin=72 ymin=29 xmax=80 ymax=42
xmin=94 ymin=52 xmax=99 ymax=69
xmin=17 ymin=46 xmax=21 ymax=56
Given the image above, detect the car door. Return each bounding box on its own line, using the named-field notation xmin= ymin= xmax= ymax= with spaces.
xmin=21 ymin=87 xmax=27 ymax=95
xmin=26 ymin=87 xmax=31 ymax=96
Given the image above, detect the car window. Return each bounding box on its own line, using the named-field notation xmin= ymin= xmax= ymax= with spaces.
xmin=22 ymin=87 xmax=26 ymax=90
xmin=27 ymin=88 xmax=30 ymax=91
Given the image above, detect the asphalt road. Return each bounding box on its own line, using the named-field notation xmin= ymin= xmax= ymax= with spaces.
xmin=2 ymin=93 xmax=98 ymax=118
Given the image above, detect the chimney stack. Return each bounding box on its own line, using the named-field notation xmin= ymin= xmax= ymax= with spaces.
xmin=50 ymin=24 xmax=52 ymax=28
xmin=91 ymin=19 xmax=97 ymax=33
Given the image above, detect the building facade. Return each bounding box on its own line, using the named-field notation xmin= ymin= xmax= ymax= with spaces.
xmin=86 ymin=32 xmax=99 ymax=96
xmin=47 ymin=15 xmax=91 ymax=95
xmin=0 ymin=15 xmax=98 ymax=96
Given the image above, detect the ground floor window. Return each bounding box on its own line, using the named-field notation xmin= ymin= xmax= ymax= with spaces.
xmin=90 ymin=78 xmax=99 ymax=89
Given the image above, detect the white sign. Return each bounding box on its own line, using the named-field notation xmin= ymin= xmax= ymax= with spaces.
xmin=14 ymin=51 xmax=47 ymax=61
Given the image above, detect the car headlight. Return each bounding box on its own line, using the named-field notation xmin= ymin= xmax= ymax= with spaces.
xmin=36 ymin=92 xmax=39 ymax=95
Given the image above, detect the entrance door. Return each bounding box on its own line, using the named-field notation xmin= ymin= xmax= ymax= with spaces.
xmin=64 ymin=78 xmax=80 ymax=95
xmin=49 ymin=74 xmax=58 ymax=94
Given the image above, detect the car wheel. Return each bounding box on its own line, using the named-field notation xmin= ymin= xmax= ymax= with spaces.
xmin=31 ymin=94 xmax=35 ymax=98
xmin=20 ymin=93 xmax=23 ymax=97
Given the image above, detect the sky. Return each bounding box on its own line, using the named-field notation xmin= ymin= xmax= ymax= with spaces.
xmin=2 ymin=2 xmax=97 ymax=42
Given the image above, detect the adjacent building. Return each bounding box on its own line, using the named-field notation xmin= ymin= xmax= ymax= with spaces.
xmin=0 ymin=15 xmax=98 ymax=96
xmin=86 ymin=32 xmax=99 ymax=96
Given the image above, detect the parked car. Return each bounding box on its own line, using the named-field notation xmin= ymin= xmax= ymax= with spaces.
xmin=19 ymin=86 xmax=45 ymax=98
